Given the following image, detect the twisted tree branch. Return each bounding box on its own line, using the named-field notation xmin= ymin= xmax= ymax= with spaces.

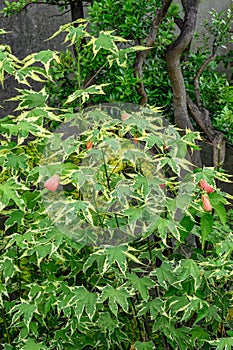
xmin=134 ymin=0 xmax=173 ymax=105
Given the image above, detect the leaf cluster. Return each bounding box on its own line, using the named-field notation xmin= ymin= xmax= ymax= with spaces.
xmin=0 ymin=21 xmax=233 ymax=350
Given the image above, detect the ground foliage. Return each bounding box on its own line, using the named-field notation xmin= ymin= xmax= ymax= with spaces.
xmin=0 ymin=20 xmax=233 ymax=350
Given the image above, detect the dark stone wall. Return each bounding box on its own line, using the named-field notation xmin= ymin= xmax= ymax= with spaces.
xmin=0 ymin=2 xmax=71 ymax=114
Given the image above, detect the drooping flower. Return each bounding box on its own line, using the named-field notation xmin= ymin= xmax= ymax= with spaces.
xmin=201 ymin=194 xmax=212 ymax=212
xmin=133 ymin=134 xmax=138 ymax=145
xmin=198 ymin=179 xmax=214 ymax=193
xmin=86 ymin=141 xmax=93 ymax=149
xmin=121 ymin=113 xmax=130 ymax=122
xmin=44 ymin=174 xmax=60 ymax=192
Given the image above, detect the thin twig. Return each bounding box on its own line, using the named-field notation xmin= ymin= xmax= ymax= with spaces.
xmin=83 ymin=61 xmax=108 ymax=89
xmin=49 ymin=9 xmax=70 ymax=18
xmin=21 ymin=1 xmax=67 ymax=12
xmin=194 ymin=53 xmax=216 ymax=107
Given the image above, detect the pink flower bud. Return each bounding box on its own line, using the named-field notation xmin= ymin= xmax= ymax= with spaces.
xmin=198 ymin=179 xmax=214 ymax=193
xmin=86 ymin=141 xmax=93 ymax=149
xmin=44 ymin=174 xmax=60 ymax=192
xmin=201 ymin=194 xmax=212 ymax=212
xmin=159 ymin=183 xmax=165 ymax=189
xmin=121 ymin=113 xmax=130 ymax=122
xmin=133 ymin=134 xmax=138 ymax=145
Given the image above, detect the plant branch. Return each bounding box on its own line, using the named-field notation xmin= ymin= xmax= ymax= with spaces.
xmin=21 ymin=1 xmax=68 ymax=12
xmin=1 ymin=307 xmax=11 ymax=344
xmin=194 ymin=53 xmax=216 ymax=107
xmin=134 ymin=0 xmax=173 ymax=105
xmin=187 ymin=95 xmax=225 ymax=167
xmin=49 ymin=9 xmax=70 ymax=17
xmin=165 ymin=0 xmax=203 ymax=167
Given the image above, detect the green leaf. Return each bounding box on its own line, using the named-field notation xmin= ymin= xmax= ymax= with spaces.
xmin=21 ymin=338 xmax=46 ymax=350
xmin=1 ymin=119 xmax=51 ymax=144
xmin=65 ymin=84 xmax=108 ymax=104
xmin=151 ymin=262 xmax=176 ymax=288
xmin=103 ymin=245 xmax=128 ymax=274
xmin=99 ymin=285 xmax=129 ymax=316
xmin=200 ymin=212 xmax=214 ymax=247
xmin=134 ymin=341 xmax=155 ymax=350
xmin=208 ymin=337 xmax=233 ymax=350
xmin=15 ymin=66 xmax=48 ymax=86
xmin=216 ymin=238 xmax=233 ymax=257
xmin=0 ymin=178 xmax=27 ymax=211
xmin=71 ymin=286 xmax=98 ymax=321
xmin=96 ymin=312 xmax=119 ymax=334
xmin=34 ymin=49 xmax=60 ymax=74
xmin=11 ymin=302 xmax=37 ymax=330
xmin=0 ymin=282 xmax=8 ymax=307
xmin=190 ymin=326 xmax=210 ymax=343
xmin=9 ymin=89 xmax=48 ymax=109
xmin=180 ymin=298 xmax=208 ymax=322
xmin=65 ymin=24 xmax=88 ymax=45
xmin=126 ymin=273 xmax=155 ymax=301
xmin=87 ymin=31 xmax=122 ymax=57
xmin=175 ymin=259 xmax=202 ymax=291
xmin=6 ymin=153 xmax=28 ymax=172
xmin=4 ymin=209 xmax=24 ymax=230
xmin=209 ymin=192 xmax=227 ymax=226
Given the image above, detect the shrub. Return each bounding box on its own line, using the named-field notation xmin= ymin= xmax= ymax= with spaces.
xmin=0 ymin=22 xmax=233 ymax=350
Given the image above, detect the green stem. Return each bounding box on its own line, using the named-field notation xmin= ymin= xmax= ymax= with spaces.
xmin=1 ymin=307 xmax=11 ymax=344
xmin=17 ymin=246 xmax=22 ymax=294
xmin=101 ymin=149 xmax=120 ymax=229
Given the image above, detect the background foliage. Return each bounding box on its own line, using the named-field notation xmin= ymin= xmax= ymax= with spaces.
xmin=43 ymin=1 xmax=233 ymax=145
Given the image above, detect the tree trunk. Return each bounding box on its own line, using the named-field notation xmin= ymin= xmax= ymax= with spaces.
xmin=70 ymin=0 xmax=84 ymax=22
xmin=166 ymin=0 xmax=225 ymax=167
xmin=165 ymin=0 xmax=199 ymax=132
xmin=165 ymin=0 xmax=202 ymax=166
xmin=134 ymin=0 xmax=173 ymax=105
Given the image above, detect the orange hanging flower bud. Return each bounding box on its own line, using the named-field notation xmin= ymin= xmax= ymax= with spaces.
xmin=201 ymin=194 xmax=212 ymax=212
xmin=198 ymin=179 xmax=214 ymax=193
xmin=121 ymin=113 xmax=130 ymax=122
xmin=159 ymin=183 xmax=165 ymax=189
xmin=133 ymin=134 xmax=138 ymax=145
xmin=44 ymin=174 xmax=60 ymax=192
xmin=86 ymin=141 xmax=93 ymax=150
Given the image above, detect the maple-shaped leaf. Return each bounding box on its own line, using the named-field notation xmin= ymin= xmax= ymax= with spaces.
xmin=21 ymin=338 xmax=46 ymax=350
xmin=0 ymin=178 xmax=28 ymax=211
xmin=84 ymin=245 xmax=129 ymax=275
xmin=11 ymin=301 xmax=38 ymax=330
xmin=15 ymin=66 xmax=48 ymax=86
xmin=98 ymin=285 xmax=130 ymax=316
xmin=34 ymin=49 xmax=60 ymax=74
xmin=126 ymin=273 xmax=155 ymax=301
xmin=8 ymin=88 xmax=48 ymax=110
xmin=174 ymin=259 xmax=202 ymax=292
xmin=65 ymin=84 xmax=108 ymax=104
xmin=87 ymin=31 xmax=126 ymax=57
xmin=150 ymin=261 xmax=176 ymax=288
xmin=208 ymin=337 xmax=233 ymax=350
xmin=4 ymin=209 xmax=24 ymax=230
xmin=6 ymin=153 xmax=28 ymax=173
xmin=71 ymin=286 xmax=98 ymax=321
xmin=103 ymin=245 xmax=129 ymax=274
xmin=65 ymin=24 xmax=88 ymax=45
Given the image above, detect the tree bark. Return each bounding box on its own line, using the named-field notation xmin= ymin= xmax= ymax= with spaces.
xmin=70 ymin=0 xmax=84 ymax=22
xmin=134 ymin=0 xmax=173 ymax=105
xmin=165 ymin=0 xmax=203 ymax=166
xmin=165 ymin=0 xmax=200 ymax=132
xmin=165 ymin=0 xmax=225 ymax=167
